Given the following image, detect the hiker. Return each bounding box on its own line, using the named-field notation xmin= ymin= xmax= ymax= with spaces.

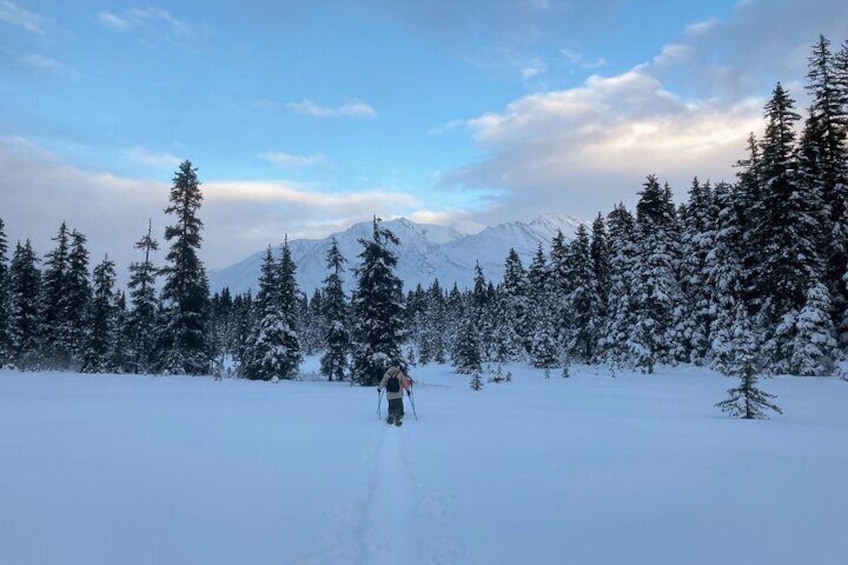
xmin=378 ymin=365 xmax=412 ymax=426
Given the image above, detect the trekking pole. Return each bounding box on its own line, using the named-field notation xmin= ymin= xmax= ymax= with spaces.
xmin=407 ymin=389 xmax=418 ymax=421
xmin=377 ymin=389 xmax=383 ymax=419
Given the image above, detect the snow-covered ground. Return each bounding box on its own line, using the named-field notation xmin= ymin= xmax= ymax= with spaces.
xmin=1 ymin=361 xmax=846 ymax=565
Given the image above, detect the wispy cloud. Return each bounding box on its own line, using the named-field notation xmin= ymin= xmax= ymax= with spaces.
xmin=17 ymin=54 xmax=78 ymax=78
xmin=127 ymin=146 xmax=182 ymax=168
xmin=98 ymin=12 xmax=131 ymax=31
xmin=0 ymin=0 xmax=43 ymax=34
xmin=98 ymin=7 xmax=204 ymax=40
xmin=259 ymin=151 xmax=332 ymax=168
xmin=685 ymin=17 xmax=720 ymax=36
xmin=560 ymin=48 xmax=606 ymax=69
xmin=285 ymin=98 xmax=377 ymax=119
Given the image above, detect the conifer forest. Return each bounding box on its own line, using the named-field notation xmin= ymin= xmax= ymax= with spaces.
xmin=2 ymin=35 xmax=848 ymax=390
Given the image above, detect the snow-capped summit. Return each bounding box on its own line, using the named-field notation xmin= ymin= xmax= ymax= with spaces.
xmin=208 ymin=214 xmax=589 ymax=296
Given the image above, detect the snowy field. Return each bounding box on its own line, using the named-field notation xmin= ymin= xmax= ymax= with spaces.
xmin=1 ymin=360 xmax=846 ymax=565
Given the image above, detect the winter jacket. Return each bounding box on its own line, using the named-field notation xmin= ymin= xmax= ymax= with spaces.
xmin=379 ymin=366 xmax=411 ymax=401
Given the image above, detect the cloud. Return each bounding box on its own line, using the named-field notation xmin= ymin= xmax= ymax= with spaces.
xmin=127 ymin=146 xmax=182 ymax=168
xmin=657 ymin=0 xmax=848 ymax=102
xmin=97 ymin=7 xmax=205 ymax=41
xmin=97 ymin=12 xmax=130 ymax=31
xmin=434 ymin=0 xmax=848 ymax=226
xmin=0 ymin=0 xmax=43 ymax=34
xmin=0 ymin=137 xmax=167 ymax=277
xmin=16 ymin=53 xmax=78 ymax=78
xmin=684 ymin=17 xmax=719 ymax=36
xmin=560 ymin=48 xmax=606 ymax=69
xmin=0 ymin=137 xmax=429 ymax=276
xmin=259 ymin=151 xmax=332 ymax=168
xmin=438 ymin=69 xmax=763 ymax=221
xmin=285 ymin=98 xmax=377 ymax=119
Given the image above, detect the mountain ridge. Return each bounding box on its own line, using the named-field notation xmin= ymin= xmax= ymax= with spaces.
xmin=208 ymin=213 xmax=588 ymax=296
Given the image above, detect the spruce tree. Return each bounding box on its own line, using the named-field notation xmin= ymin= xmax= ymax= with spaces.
xmin=630 ymin=176 xmax=681 ymax=373
xmin=415 ymin=280 xmax=448 ymax=366
xmin=590 ymin=213 xmax=611 ymax=345
xmin=803 ymin=35 xmax=848 ymax=345
xmin=320 ymin=237 xmax=350 ymax=381
xmin=65 ymin=230 xmax=92 ymax=367
xmin=351 ymin=217 xmax=405 ymax=386
xmin=80 ymin=257 xmax=118 ymax=373
xmin=8 ymin=240 xmax=41 ymax=368
xmin=528 ymin=245 xmax=558 ymax=368
xmin=791 ymin=282 xmax=838 ymax=375
xmin=275 ymin=238 xmax=303 ymax=379
xmin=38 ymin=222 xmax=71 ymax=368
xmin=757 ymin=83 xmax=827 ymax=372
xmin=453 ymin=314 xmax=482 ymax=374
xmin=126 ymin=220 xmax=160 ymax=374
xmin=707 ymin=182 xmax=749 ymax=374
xmin=471 ymin=262 xmax=495 ymax=362
xmin=500 ymin=248 xmax=530 ymax=360
xmin=159 ymin=160 xmax=211 ymax=375
xmin=0 ymin=219 xmax=9 ymax=365
xmin=602 ymin=204 xmax=637 ymax=368
xmin=548 ymin=230 xmax=573 ymax=361
xmin=678 ymin=178 xmax=717 ymax=364
xmin=242 ymin=243 xmax=302 ymax=381
xmin=566 ymin=224 xmax=599 ymax=363
xmin=715 ymin=305 xmax=782 ymax=419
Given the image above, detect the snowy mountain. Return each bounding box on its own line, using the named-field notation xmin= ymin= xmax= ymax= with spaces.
xmin=208 ymin=213 xmax=587 ymax=296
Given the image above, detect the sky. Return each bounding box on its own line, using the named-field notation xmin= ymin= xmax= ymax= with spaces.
xmin=2 ymin=0 xmax=847 ymax=274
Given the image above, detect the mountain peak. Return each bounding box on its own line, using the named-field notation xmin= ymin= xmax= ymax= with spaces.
xmin=209 ymin=213 xmax=588 ymax=296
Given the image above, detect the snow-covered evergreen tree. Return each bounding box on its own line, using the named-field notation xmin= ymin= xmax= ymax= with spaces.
xmin=38 ymin=223 xmax=72 ymax=368
xmin=548 ymin=230 xmax=572 ymax=357
xmin=498 ymin=248 xmax=530 ymax=361
xmin=417 ymin=280 xmax=448 ymax=365
xmin=630 ymin=177 xmax=681 ymax=373
xmin=65 ymin=230 xmax=92 ymax=368
xmin=590 ymin=213 xmax=611 ymax=353
xmin=8 ymin=240 xmax=41 ymax=368
xmin=241 ymin=242 xmax=302 ymax=381
xmin=320 ymin=237 xmax=350 ymax=382
xmin=302 ymin=289 xmax=325 ymax=355
xmin=126 ymin=220 xmax=160 ymax=374
xmin=678 ymin=178 xmax=717 ymax=364
xmin=528 ymin=245 xmax=558 ymax=368
xmin=791 ymin=282 xmax=838 ymax=375
xmin=471 ymin=262 xmax=495 ymax=362
xmin=803 ymin=35 xmax=848 ymax=345
xmin=80 ymin=257 xmax=118 ymax=373
xmin=0 ymin=219 xmax=9 ymax=365
xmin=275 ymin=238 xmax=303 ymax=379
xmin=756 ymin=83 xmax=828 ymax=372
xmin=707 ymin=182 xmax=749 ymax=374
xmin=158 ymin=160 xmax=211 ymax=375
xmin=566 ymin=225 xmax=600 ymax=363
xmin=715 ymin=305 xmax=783 ymax=419
xmin=110 ymin=292 xmax=131 ymax=373
xmin=601 ymin=204 xmax=637 ymax=368
xmin=453 ymin=315 xmax=482 ymax=374
xmin=351 ymin=217 xmax=405 ymax=386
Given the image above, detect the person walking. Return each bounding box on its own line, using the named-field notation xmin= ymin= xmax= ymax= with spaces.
xmin=378 ymin=365 xmax=412 ymax=426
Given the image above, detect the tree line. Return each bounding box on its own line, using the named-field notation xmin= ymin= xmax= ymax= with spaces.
xmin=1 ymin=35 xmax=846 ymax=389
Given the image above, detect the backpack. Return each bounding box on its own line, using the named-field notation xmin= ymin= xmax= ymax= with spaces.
xmin=386 ymin=370 xmax=401 ymax=393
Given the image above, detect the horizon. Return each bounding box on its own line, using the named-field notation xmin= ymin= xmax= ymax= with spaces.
xmin=2 ymin=1 xmax=847 ymax=272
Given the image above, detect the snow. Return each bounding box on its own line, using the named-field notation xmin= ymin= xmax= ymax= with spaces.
xmin=1 ymin=361 xmax=846 ymax=565
xmin=208 ymin=215 xmax=587 ymax=296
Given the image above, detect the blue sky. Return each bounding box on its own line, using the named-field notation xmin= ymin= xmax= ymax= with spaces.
xmin=2 ymin=1 xmax=847 ymax=272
